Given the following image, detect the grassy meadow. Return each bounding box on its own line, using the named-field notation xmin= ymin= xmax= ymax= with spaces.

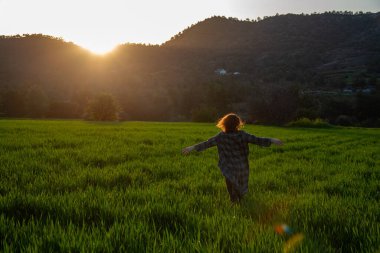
xmin=0 ymin=120 xmax=379 ymax=252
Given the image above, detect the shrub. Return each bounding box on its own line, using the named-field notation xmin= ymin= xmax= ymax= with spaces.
xmin=191 ymin=106 xmax=217 ymax=122
xmin=84 ymin=93 xmax=121 ymax=121
xmin=335 ymin=115 xmax=354 ymax=126
xmin=286 ymin=117 xmax=332 ymax=128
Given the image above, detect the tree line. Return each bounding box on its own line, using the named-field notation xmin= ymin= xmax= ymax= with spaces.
xmin=1 ymin=78 xmax=379 ymax=126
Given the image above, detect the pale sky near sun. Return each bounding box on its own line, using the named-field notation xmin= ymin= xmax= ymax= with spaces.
xmin=0 ymin=0 xmax=379 ymax=54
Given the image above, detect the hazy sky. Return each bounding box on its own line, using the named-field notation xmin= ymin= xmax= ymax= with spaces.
xmin=0 ymin=0 xmax=379 ymax=54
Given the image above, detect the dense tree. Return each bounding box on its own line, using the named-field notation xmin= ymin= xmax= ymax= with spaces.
xmin=47 ymin=101 xmax=80 ymax=118
xmin=1 ymin=88 xmax=26 ymax=117
xmin=25 ymin=85 xmax=49 ymax=118
xmin=191 ymin=106 xmax=218 ymax=122
xmin=249 ymin=83 xmax=300 ymax=124
xmin=85 ymin=93 xmax=120 ymax=121
xmin=355 ymin=92 xmax=380 ymax=122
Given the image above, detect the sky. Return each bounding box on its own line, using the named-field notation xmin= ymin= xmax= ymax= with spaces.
xmin=0 ymin=0 xmax=379 ymax=54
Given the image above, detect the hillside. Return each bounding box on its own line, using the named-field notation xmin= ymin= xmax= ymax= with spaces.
xmin=0 ymin=12 xmax=379 ymax=124
xmin=164 ymin=13 xmax=380 ymax=82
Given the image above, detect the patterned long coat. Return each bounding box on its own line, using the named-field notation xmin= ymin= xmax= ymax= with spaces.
xmin=194 ymin=130 xmax=272 ymax=195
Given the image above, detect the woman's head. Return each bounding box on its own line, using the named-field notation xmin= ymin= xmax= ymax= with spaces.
xmin=217 ymin=113 xmax=244 ymax=133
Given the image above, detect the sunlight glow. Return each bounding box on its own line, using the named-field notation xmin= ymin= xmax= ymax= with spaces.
xmin=78 ymin=41 xmax=117 ymax=55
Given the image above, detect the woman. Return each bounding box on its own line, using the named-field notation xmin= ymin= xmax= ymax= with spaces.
xmin=182 ymin=113 xmax=283 ymax=203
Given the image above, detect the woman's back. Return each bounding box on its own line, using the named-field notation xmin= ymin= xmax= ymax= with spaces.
xmin=182 ymin=113 xmax=283 ymax=202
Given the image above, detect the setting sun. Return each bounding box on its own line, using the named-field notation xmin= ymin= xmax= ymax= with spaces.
xmin=77 ymin=39 xmax=118 ymax=55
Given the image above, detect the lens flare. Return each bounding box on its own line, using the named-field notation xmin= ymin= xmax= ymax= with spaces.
xmin=274 ymin=224 xmax=304 ymax=253
xmin=284 ymin=233 xmax=304 ymax=253
xmin=274 ymin=224 xmax=293 ymax=235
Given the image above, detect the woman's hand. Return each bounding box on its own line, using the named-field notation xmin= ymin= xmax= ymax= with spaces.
xmin=182 ymin=145 xmax=195 ymax=155
xmin=270 ymin=138 xmax=283 ymax=146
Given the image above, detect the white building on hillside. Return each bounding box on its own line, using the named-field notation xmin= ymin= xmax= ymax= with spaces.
xmin=215 ymin=68 xmax=227 ymax=75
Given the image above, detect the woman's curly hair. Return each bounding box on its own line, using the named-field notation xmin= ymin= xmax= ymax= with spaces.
xmin=216 ymin=113 xmax=244 ymax=133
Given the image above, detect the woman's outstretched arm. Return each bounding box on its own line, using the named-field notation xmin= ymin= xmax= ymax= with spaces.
xmin=182 ymin=145 xmax=196 ymax=155
xmin=182 ymin=135 xmax=218 ymax=155
xmin=243 ymin=131 xmax=283 ymax=147
xmin=270 ymin=138 xmax=283 ymax=146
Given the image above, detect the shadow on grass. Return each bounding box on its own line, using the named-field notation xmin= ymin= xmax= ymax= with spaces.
xmin=0 ymin=195 xmax=119 ymax=229
xmin=238 ymin=196 xmax=290 ymax=227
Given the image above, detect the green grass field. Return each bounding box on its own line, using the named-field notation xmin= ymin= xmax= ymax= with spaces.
xmin=0 ymin=120 xmax=379 ymax=252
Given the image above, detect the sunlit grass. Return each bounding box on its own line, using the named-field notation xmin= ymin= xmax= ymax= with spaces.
xmin=0 ymin=120 xmax=379 ymax=252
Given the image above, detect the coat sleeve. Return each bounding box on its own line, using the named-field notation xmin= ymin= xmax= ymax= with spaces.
xmin=243 ymin=131 xmax=272 ymax=147
xmin=194 ymin=134 xmax=218 ymax=152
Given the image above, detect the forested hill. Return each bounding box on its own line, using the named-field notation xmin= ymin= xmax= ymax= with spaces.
xmin=164 ymin=13 xmax=380 ymax=78
xmin=0 ymin=12 xmax=379 ymax=125
xmin=166 ymin=13 xmax=380 ymax=51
